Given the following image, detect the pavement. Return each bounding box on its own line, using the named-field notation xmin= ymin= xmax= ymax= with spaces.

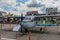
xmin=1 ymin=38 xmax=16 ymax=40
xmin=0 ymin=24 xmax=60 ymax=40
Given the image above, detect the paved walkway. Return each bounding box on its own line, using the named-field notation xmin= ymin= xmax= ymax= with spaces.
xmin=1 ymin=38 xmax=16 ymax=40
xmin=0 ymin=24 xmax=60 ymax=40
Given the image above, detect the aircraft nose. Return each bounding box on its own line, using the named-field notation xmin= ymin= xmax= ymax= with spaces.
xmin=21 ymin=22 xmax=35 ymax=28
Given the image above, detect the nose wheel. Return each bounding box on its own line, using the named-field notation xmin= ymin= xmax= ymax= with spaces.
xmin=21 ymin=28 xmax=28 ymax=34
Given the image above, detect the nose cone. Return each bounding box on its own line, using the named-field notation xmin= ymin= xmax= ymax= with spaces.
xmin=23 ymin=19 xmax=31 ymax=22
xmin=21 ymin=22 xmax=35 ymax=28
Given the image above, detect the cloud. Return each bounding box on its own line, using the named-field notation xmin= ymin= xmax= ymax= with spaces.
xmin=27 ymin=0 xmax=45 ymax=8
xmin=0 ymin=0 xmax=16 ymax=7
xmin=0 ymin=4 xmax=17 ymax=11
xmin=40 ymin=0 xmax=59 ymax=8
xmin=0 ymin=8 xmax=4 ymax=11
xmin=0 ymin=0 xmax=30 ymax=16
xmin=16 ymin=0 xmax=29 ymax=6
xmin=16 ymin=0 xmax=28 ymax=4
xmin=27 ymin=3 xmax=45 ymax=8
xmin=0 ymin=0 xmax=60 ymax=16
xmin=54 ymin=0 xmax=59 ymax=1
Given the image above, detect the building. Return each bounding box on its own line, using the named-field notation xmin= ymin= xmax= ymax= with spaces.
xmin=26 ymin=11 xmax=38 ymax=16
xmin=46 ymin=8 xmax=57 ymax=15
xmin=0 ymin=11 xmax=14 ymax=17
xmin=0 ymin=12 xmax=2 ymax=16
xmin=6 ymin=12 xmax=13 ymax=17
xmin=0 ymin=11 xmax=7 ymax=16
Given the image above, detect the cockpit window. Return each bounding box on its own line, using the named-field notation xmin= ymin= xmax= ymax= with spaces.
xmin=24 ymin=18 xmax=31 ymax=20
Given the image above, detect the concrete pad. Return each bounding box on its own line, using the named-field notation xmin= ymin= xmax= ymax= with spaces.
xmin=1 ymin=38 xmax=16 ymax=40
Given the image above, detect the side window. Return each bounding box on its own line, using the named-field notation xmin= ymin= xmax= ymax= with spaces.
xmin=31 ymin=19 xmax=34 ymax=22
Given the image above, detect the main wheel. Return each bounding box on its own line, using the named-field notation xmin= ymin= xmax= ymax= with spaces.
xmin=40 ymin=28 xmax=42 ymax=31
xmin=25 ymin=28 xmax=28 ymax=33
xmin=21 ymin=28 xmax=28 ymax=34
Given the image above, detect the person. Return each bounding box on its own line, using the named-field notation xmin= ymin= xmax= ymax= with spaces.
xmin=4 ymin=18 xmax=8 ymax=23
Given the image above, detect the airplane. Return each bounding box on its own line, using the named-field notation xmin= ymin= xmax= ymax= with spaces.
xmin=20 ymin=15 xmax=35 ymax=33
xmin=19 ymin=14 xmax=60 ymax=33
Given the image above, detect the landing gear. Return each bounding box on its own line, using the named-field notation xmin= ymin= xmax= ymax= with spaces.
xmin=40 ymin=27 xmax=47 ymax=32
xmin=25 ymin=28 xmax=28 ymax=33
xmin=21 ymin=28 xmax=28 ymax=34
xmin=40 ymin=28 xmax=43 ymax=31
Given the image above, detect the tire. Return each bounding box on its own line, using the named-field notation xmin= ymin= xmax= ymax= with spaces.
xmin=21 ymin=28 xmax=28 ymax=34
xmin=40 ymin=28 xmax=42 ymax=31
xmin=25 ymin=28 xmax=28 ymax=33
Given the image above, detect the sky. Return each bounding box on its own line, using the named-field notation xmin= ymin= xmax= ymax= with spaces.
xmin=0 ymin=0 xmax=60 ymax=16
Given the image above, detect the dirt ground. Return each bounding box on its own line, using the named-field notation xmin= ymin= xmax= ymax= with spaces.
xmin=0 ymin=24 xmax=60 ymax=40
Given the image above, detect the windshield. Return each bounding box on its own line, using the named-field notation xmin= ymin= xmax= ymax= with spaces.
xmin=24 ymin=18 xmax=31 ymax=20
